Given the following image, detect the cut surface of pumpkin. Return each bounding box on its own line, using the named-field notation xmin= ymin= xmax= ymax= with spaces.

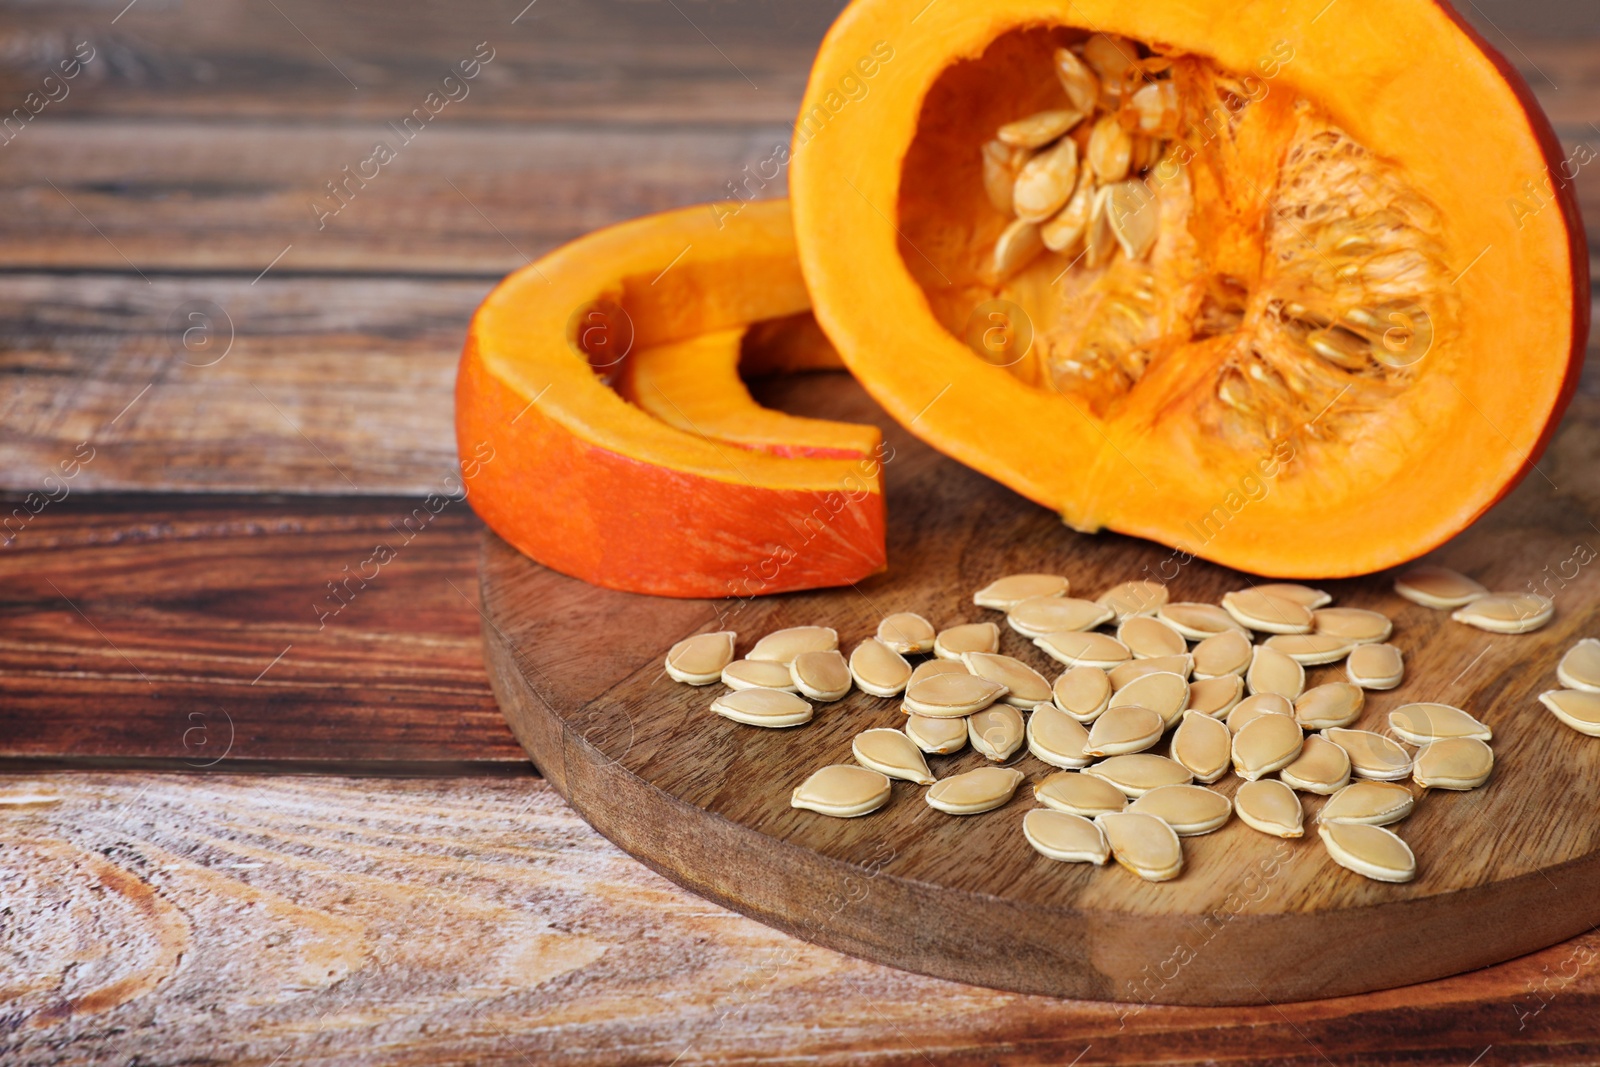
xmin=791 ymin=0 xmax=1586 ymax=578
xmin=457 ymin=199 xmax=887 ymax=598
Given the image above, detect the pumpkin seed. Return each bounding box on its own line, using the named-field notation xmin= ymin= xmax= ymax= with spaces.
xmin=1082 ymin=34 xmax=1138 ymax=97
xmin=993 ymin=217 xmax=1046 ymax=279
xmin=1323 ymin=728 xmax=1414 ymax=781
xmin=1041 ymin=179 xmax=1095 ymax=254
xmin=878 ymin=612 xmax=936 ymax=654
xmin=1086 ymin=704 xmax=1166 ymax=757
xmin=790 ymin=649 xmax=852 ymax=702
xmin=1035 ymin=630 xmax=1132 ymax=669
xmin=926 ymin=766 xmax=1026 ymax=814
xmin=1053 ymin=46 xmax=1101 ymax=115
xmin=1007 ymin=596 xmax=1114 ymax=637
xmin=1311 ymin=607 xmax=1393 ymax=644
xmin=903 ymin=671 xmax=1007 ymax=718
xmin=1107 ymin=180 xmax=1159 ymax=260
xmin=1097 ymin=811 xmax=1184 ymax=881
xmin=999 ymin=108 xmax=1085 ymax=148
xmin=1294 ymin=682 xmax=1366 ymax=730
xmin=1232 ymin=713 xmax=1304 ymax=780
xmin=909 ymin=658 xmax=969 ymax=686
xmin=1170 ymin=710 xmax=1232 ymax=783
xmin=665 ymin=631 xmax=737 ymax=684
xmin=1252 ymin=583 xmax=1333 ymax=609
xmin=1026 ymin=703 xmax=1093 ymax=768
xmin=1346 ymin=643 xmax=1405 ymax=690
xmin=721 ymin=658 xmax=797 ymax=692
xmin=1024 ymin=808 xmax=1111 ymax=864
xmin=1451 ymin=593 xmax=1554 ymax=634
xmin=1387 ymin=702 xmax=1491 ymax=745
xmin=848 ymin=638 xmax=913 ymax=697
xmin=1084 ymin=753 xmax=1193 ymax=797
xmin=748 ymin=626 xmax=838 ymax=664
xmin=1109 ymin=654 xmax=1193 ymax=687
xmin=1084 ymin=185 xmax=1117 ymax=268
xmin=1318 ymin=821 xmax=1415 ymax=883
xmin=1053 ymin=665 xmax=1113 ymax=723
xmin=934 ymin=621 xmax=1001 ymax=660
xmin=1034 ymin=769 xmax=1127 ymax=816
xmin=1186 ymin=674 xmax=1245 ymax=717
xmin=1247 ymin=645 xmax=1306 ymax=700
xmin=1117 ymin=615 xmax=1187 ymax=659
xmin=1235 ymin=779 xmax=1305 ymax=838
xmin=1129 ymin=784 xmax=1232 ymax=836
xmin=905 ymin=713 xmax=970 ymax=755
xmin=1539 ymin=689 xmax=1600 ymax=737
xmin=1413 ymin=736 xmax=1494 ymax=790
xmin=1158 ymin=602 xmax=1244 ymax=640
xmin=1393 ymin=565 xmax=1487 ymax=609
xmin=711 ymin=687 xmax=814 ymax=728
xmin=1226 ymin=692 xmax=1294 ymax=734
xmin=1110 ymin=670 xmax=1190 ymax=728
xmin=1128 ymin=80 xmax=1179 ymax=135
xmin=1279 ymin=734 xmax=1352 ymax=794
xmin=791 ymin=764 xmax=891 ymax=818
xmin=1557 ymin=639 xmax=1600 ymax=693
xmin=852 ymin=728 xmax=936 ymax=785
xmin=981 ymin=139 xmax=1026 ymax=215
xmin=963 ymin=651 xmax=1052 ymax=708
xmin=1263 ymin=632 xmax=1356 ymax=666
xmin=1318 ymin=780 xmax=1415 ymax=826
xmin=1191 ymin=629 xmax=1252 ymax=679
xmin=1013 ymin=137 xmax=1080 ymax=223
xmin=1222 ymin=589 xmax=1314 ymax=634
xmin=1096 ymin=580 xmax=1168 ymax=621
xmin=970 ymin=704 xmax=1027 ymax=761
xmin=974 ymin=572 xmax=1069 ymax=610
xmin=1086 ymin=113 xmax=1133 ymax=183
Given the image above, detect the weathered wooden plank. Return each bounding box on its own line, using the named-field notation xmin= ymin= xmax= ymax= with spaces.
xmin=0 ymin=497 xmax=523 ymax=769
xmin=1 ymin=772 xmax=1596 ymax=1065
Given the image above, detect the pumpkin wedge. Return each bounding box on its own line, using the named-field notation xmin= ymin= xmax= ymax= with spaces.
xmin=457 ymin=199 xmax=887 ymax=598
xmin=791 ymin=0 xmax=1587 ymax=578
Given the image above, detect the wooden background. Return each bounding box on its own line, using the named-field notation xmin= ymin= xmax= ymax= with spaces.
xmin=0 ymin=0 xmax=1596 ymax=1061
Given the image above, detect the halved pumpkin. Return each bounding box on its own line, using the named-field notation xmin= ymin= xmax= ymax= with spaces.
xmin=791 ymin=0 xmax=1587 ymax=578
xmin=457 ymin=199 xmax=886 ymax=598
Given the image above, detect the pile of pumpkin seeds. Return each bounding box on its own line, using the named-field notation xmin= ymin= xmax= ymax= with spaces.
xmin=664 ymin=563 xmax=1574 ymax=886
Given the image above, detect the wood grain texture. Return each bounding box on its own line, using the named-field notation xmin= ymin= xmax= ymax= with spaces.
xmin=0 ymin=496 xmax=522 ymax=770
xmin=484 ymin=373 xmax=1600 ymax=1005
xmin=3 ymin=771 xmax=1599 ymax=1066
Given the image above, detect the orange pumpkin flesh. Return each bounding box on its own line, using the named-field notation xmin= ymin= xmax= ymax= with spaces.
xmin=456 ymin=199 xmax=886 ymax=598
xmin=792 ymin=0 xmax=1587 ymax=578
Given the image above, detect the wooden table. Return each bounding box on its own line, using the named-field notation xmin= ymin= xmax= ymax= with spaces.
xmin=1 ymin=1 xmax=1596 ymax=1061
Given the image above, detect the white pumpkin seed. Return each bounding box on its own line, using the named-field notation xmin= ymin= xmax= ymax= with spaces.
xmin=1053 ymin=666 xmax=1113 ymax=723
xmin=1013 ymin=137 xmax=1080 ymax=223
xmin=1117 ymin=614 xmax=1187 ymax=659
xmin=1323 ymin=728 xmax=1413 ymax=781
xmin=1387 ymin=702 xmax=1491 ymax=745
xmin=852 ymin=728 xmax=935 ymax=785
xmin=748 ymin=626 xmax=838 ymax=664
xmin=1110 ymin=670 xmax=1190 ymax=728
xmin=1128 ymin=80 xmax=1178 ymax=135
xmin=665 ymin=631 xmax=737 ymax=684
xmin=1252 ymin=583 xmax=1332 ymax=609
xmin=1232 ymin=713 xmax=1304 ymax=780
xmin=993 ymin=217 xmax=1046 ymax=279
xmin=905 ymin=713 xmax=970 ymax=755
xmin=1451 ymin=593 xmax=1554 ymax=634
xmin=1278 ymin=734 xmax=1352 ymax=794
xmin=1096 ymin=811 xmax=1184 ymax=881
xmin=1222 ymin=589 xmax=1314 ymax=634
xmin=878 ymin=612 xmax=937 ymax=654
xmin=1186 ymin=674 xmax=1245 ymax=717
xmin=1129 ymin=784 xmax=1232 ymax=836
xmin=791 ymin=764 xmax=891 ymax=818
xmin=711 ymin=687 xmax=814 ymax=728
xmin=963 ymin=651 xmax=1051 ymax=708
xmin=1393 ymin=565 xmax=1487 ymax=609
xmin=1235 ymin=779 xmax=1304 ymax=838
xmin=1318 ymin=821 xmax=1415 ymax=883
xmin=998 ymin=108 xmax=1085 ymax=148
xmin=903 ymin=671 xmax=1007 ymax=718
xmin=1107 ymin=179 xmax=1158 ymax=260
xmin=1557 ymin=638 xmax=1600 ymax=693
xmin=1023 ymin=808 xmax=1110 ymax=864
xmin=934 ymin=621 xmax=1001 ymax=660
xmin=1086 ymin=704 xmax=1166 ymax=757
xmin=1191 ymin=629 xmax=1253 ymax=679
xmin=1311 ymin=607 xmax=1393 ymax=644
xmin=926 ymin=766 xmax=1026 ymax=814
xmin=981 ymin=139 xmax=1026 ymax=215
xmin=1035 ymin=630 xmax=1132 ymax=669
xmin=1294 ymin=682 xmax=1365 ymax=730
xmin=1082 ymin=34 xmax=1138 ymax=96
xmin=1096 ymin=580 xmax=1168 ymax=621
xmin=1026 ymin=703 xmax=1093 ymax=768
xmin=1041 ymin=179 xmax=1095 ymax=254
xmin=1008 ymin=596 xmax=1114 ymax=637
xmin=848 ymin=638 xmax=913 ymax=697
xmin=1263 ymin=632 xmax=1356 ymax=666
xmin=970 ymin=704 xmax=1027 ymax=761
xmin=973 ymin=573 xmax=1069 ymax=610
xmin=1539 ymin=689 xmax=1600 ymax=737
xmin=790 ymin=649 xmax=852 ymax=702
xmin=1318 ymin=780 xmax=1415 ymax=826
xmin=1346 ymin=643 xmax=1405 ymax=690
xmin=909 ymin=658 xmax=968 ymax=686
xmin=1413 ymin=736 xmax=1493 ymax=790
xmin=1086 ymin=113 xmax=1133 ymax=183
xmin=1084 ymin=753 xmax=1193 ymax=797
xmin=1247 ymin=645 xmax=1306 ymax=700
xmin=1226 ymin=693 xmax=1294 ymax=734
xmin=1034 ymin=769 xmax=1127 ymax=816
xmin=1053 ymin=46 xmax=1100 ymax=114
xmin=1169 ymin=710 xmax=1232 ymax=783
xmin=721 ymin=658 xmax=797 ymax=692
xmin=1084 ymin=184 xmax=1117 ymax=268
xmin=1109 ymin=654 xmax=1193 ymax=687
xmin=1158 ymin=602 xmax=1244 ymax=640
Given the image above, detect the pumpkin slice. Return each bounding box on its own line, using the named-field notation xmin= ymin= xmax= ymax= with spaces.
xmin=791 ymin=0 xmax=1586 ymax=578
xmin=457 ymin=199 xmax=887 ymax=598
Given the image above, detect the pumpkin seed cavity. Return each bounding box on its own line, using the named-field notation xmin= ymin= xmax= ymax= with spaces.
xmin=665 ymin=631 xmax=737 ymax=685
xmin=792 ymin=764 xmax=892 ymax=818
xmin=1024 ymin=809 xmax=1111 ymax=864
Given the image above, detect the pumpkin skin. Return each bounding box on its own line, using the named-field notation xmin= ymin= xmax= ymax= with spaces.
xmin=790 ymin=0 xmax=1587 ymax=578
xmin=456 ymin=199 xmax=887 ymax=598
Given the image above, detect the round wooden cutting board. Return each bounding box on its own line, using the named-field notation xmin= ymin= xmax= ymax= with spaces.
xmin=478 ymin=372 xmax=1600 ymax=1005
